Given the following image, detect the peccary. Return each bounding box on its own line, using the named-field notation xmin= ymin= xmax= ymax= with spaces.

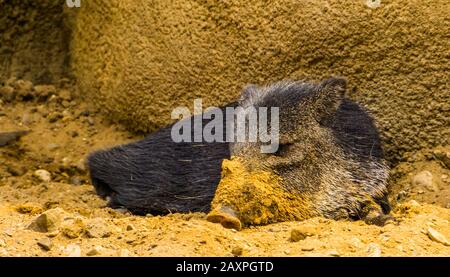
xmin=87 ymin=77 xmax=391 ymax=226
xmin=207 ymin=77 xmax=391 ymax=229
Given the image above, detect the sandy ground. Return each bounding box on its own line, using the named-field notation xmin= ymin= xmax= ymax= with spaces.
xmin=0 ymin=80 xmax=449 ymax=257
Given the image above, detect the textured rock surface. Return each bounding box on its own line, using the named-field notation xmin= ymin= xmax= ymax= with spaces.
xmin=0 ymin=0 xmax=73 ymax=83
xmin=71 ymin=0 xmax=449 ymax=163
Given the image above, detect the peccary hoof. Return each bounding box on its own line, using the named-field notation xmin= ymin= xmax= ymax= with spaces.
xmin=207 ymin=206 xmax=242 ymax=230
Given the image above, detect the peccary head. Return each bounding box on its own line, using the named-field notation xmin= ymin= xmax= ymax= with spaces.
xmin=231 ymin=77 xmax=348 ymax=170
xmin=221 ymin=77 xmax=389 ymax=222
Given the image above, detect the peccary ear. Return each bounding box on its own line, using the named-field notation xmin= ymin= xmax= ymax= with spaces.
xmin=239 ymin=84 xmax=259 ymax=108
xmin=311 ymin=77 xmax=347 ymax=123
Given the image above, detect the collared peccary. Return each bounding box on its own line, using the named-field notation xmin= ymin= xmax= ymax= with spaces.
xmin=87 ymin=77 xmax=391 ymax=226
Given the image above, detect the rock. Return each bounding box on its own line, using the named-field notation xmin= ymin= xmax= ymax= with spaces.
xmin=0 ymin=238 xmax=6 ymax=247
xmin=0 ymin=85 xmax=15 ymax=101
xmin=411 ymin=171 xmax=436 ymax=192
xmin=37 ymin=238 xmax=53 ymax=251
xmin=61 ymin=157 xmax=72 ymax=169
xmin=28 ymin=208 xmax=67 ymax=233
xmin=33 ymin=85 xmax=56 ymax=100
xmin=427 ymin=227 xmax=450 ymax=246
xmin=300 ymin=246 xmax=315 ymax=251
xmin=366 ymin=243 xmax=382 ymax=257
xmin=433 ymin=150 xmax=450 ymax=169
xmin=408 ymin=200 xmax=420 ymax=207
xmin=14 ymin=80 xmax=34 ymax=99
xmin=86 ymin=246 xmax=103 ymax=256
xmin=290 ymin=226 xmax=315 ymax=242
xmin=61 ymin=217 xmax=86 ymax=239
xmin=327 ymin=250 xmax=341 ymax=257
xmin=65 ymin=244 xmax=81 ymax=257
xmin=6 ymin=164 xmax=26 ymax=176
xmin=86 ymin=218 xmax=111 ymax=238
xmin=33 ymin=169 xmax=51 ymax=182
xmin=0 ymin=130 xmax=29 ymax=146
xmin=47 ymin=112 xmax=63 ymax=123
xmin=231 ymin=246 xmax=243 ymax=256
xmin=126 ymin=224 xmax=135 ymax=231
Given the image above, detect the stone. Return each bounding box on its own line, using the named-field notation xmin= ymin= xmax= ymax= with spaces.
xmin=433 ymin=150 xmax=450 ymax=169
xmin=33 ymin=169 xmax=51 ymax=182
xmin=14 ymin=80 xmax=34 ymax=99
xmin=0 ymin=86 xmax=15 ymax=101
xmin=427 ymin=227 xmax=449 ymax=246
xmin=86 ymin=218 xmax=111 ymax=238
xmin=6 ymin=164 xmax=26 ymax=176
xmin=86 ymin=246 xmax=103 ymax=256
xmin=0 ymin=130 xmax=29 ymax=146
xmin=33 ymin=85 xmax=56 ymax=100
xmin=231 ymin=246 xmax=243 ymax=256
xmin=47 ymin=112 xmax=63 ymax=123
xmin=37 ymin=237 xmax=53 ymax=251
xmin=28 ymin=208 xmax=67 ymax=233
xmin=290 ymin=226 xmax=315 ymax=242
xmin=327 ymin=249 xmax=341 ymax=257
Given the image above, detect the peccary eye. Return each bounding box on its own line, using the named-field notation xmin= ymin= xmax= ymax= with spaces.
xmin=274 ymin=143 xmax=293 ymax=156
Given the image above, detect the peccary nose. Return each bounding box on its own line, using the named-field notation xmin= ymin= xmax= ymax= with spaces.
xmin=207 ymin=205 xmax=242 ymax=230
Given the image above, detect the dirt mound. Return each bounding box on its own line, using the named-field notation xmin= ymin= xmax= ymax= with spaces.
xmin=1 ymin=82 xmax=449 ymax=256
xmin=71 ymin=0 xmax=450 ymax=163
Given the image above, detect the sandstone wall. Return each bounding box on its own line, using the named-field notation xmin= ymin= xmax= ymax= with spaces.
xmin=71 ymin=0 xmax=450 ymax=163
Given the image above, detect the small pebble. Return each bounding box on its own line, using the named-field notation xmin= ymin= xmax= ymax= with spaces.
xmin=37 ymin=238 xmax=53 ymax=251
xmin=231 ymin=246 xmax=243 ymax=256
xmin=427 ymin=227 xmax=450 ymax=246
xmin=86 ymin=246 xmax=103 ymax=256
xmin=47 ymin=112 xmax=63 ymax=123
xmin=290 ymin=226 xmax=315 ymax=242
xmin=33 ymin=169 xmax=51 ymax=182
